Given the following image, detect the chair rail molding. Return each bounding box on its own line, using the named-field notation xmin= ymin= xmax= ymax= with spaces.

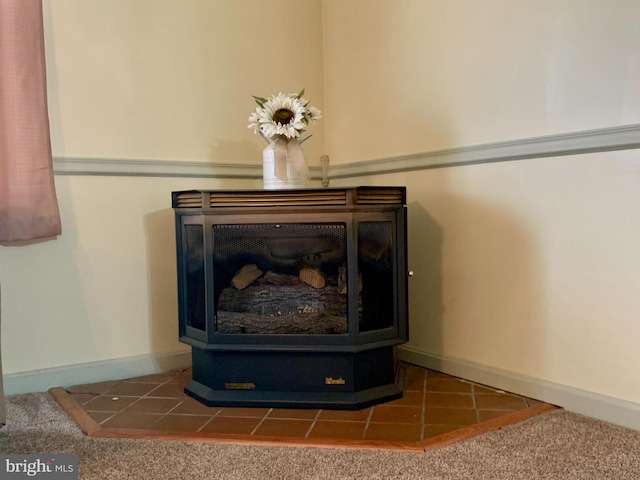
xmin=53 ymin=157 xmax=264 ymax=179
xmin=330 ymin=122 xmax=640 ymax=179
xmin=52 ymin=123 xmax=640 ymax=179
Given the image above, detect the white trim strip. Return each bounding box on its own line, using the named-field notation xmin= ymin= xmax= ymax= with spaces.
xmin=53 ymin=157 xmax=264 ymax=179
xmin=331 ymin=123 xmax=640 ymax=178
xmin=8 ymin=344 xmax=639 ymax=431
xmin=3 ymin=350 xmax=192 ymax=395
xmin=53 ymin=156 xmax=325 ymax=180
xmin=52 ymin=123 xmax=640 ymax=179
xmin=397 ymin=345 xmax=640 ymax=432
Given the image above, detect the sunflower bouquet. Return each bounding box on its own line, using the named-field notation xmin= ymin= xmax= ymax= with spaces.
xmin=248 ymin=89 xmax=322 ymax=140
xmin=248 ymin=90 xmax=322 ymax=186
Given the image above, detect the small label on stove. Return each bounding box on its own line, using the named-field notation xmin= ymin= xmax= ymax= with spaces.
xmin=224 ymin=382 xmax=256 ymax=390
xmin=325 ymin=377 xmax=346 ymax=385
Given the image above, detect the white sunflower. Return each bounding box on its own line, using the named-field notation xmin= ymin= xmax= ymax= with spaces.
xmin=253 ymin=92 xmax=306 ymax=139
xmin=247 ymin=110 xmax=261 ymax=135
xmin=297 ymin=96 xmax=322 ymax=127
xmin=248 ymin=89 xmax=321 ymax=141
xmin=305 ymin=105 xmax=322 ymax=125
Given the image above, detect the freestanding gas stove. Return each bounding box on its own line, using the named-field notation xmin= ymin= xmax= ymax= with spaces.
xmin=172 ymin=186 xmax=408 ymax=409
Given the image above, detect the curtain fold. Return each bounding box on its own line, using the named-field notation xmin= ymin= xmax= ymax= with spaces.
xmin=0 ymin=0 xmax=61 ymax=244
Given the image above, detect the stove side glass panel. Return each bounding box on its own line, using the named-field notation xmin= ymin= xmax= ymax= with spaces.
xmin=184 ymin=223 xmax=206 ymax=332
xmin=358 ymin=221 xmax=395 ymax=332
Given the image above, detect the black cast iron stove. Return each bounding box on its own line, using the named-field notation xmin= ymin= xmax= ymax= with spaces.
xmin=172 ymin=186 xmax=408 ymax=409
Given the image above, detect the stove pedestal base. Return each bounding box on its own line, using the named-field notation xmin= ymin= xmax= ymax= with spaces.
xmin=185 ymin=346 xmax=402 ymax=410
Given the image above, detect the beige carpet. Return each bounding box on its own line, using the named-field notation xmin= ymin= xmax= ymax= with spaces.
xmin=1 ymin=392 xmax=640 ymax=479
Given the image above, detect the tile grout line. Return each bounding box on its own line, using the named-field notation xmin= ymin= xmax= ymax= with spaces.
xmin=304 ymin=410 xmax=323 ymax=438
xmin=141 ymin=369 xmax=186 ymax=398
xmin=92 ymin=369 xmax=187 ymax=427
xmin=83 ymin=392 xmax=130 ymax=425
xmin=420 ymin=370 xmax=427 ymax=440
xmin=148 ymin=389 xmax=190 ymax=430
xmin=361 ymin=405 xmax=376 ymax=439
xmin=96 ymin=411 xmax=118 ymax=426
xmin=72 ymin=364 xmax=546 ymax=441
xmin=85 ymin=390 xmax=152 ymax=426
xmin=249 ymin=408 xmax=273 ymax=435
xmin=471 ymin=384 xmax=480 ymax=423
xmin=153 ymin=369 xmax=194 ymax=418
xmin=113 ymin=371 xmax=182 ymax=427
xmin=195 ymin=408 xmax=222 ymax=433
xmin=107 ymin=370 xmax=180 ymax=410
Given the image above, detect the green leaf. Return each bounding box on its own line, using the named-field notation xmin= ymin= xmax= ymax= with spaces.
xmin=252 ymin=95 xmax=268 ymax=107
xmin=296 ymin=88 xmax=305 ymax=99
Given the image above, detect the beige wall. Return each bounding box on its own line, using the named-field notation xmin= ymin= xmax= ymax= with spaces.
xmin=323 ymin=0 xmax=640 ymax=163
xmin=1 ymin=176 xmax=252 ymax=373
xmin=46 ymin=0 xmax=325 ymax=164
xmin=2 ymin=0 xmax=640 ymax=419
xmin=0 ymin=0 xmax=323 ymax=376
xmin=324 ymin=0 xmax=640 ymax=405
xmin=331 ymin=149 xmax=640 ymax=405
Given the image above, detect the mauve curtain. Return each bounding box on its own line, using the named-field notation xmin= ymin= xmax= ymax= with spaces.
xmin=0 ymin=0 xmax=61 ymax=244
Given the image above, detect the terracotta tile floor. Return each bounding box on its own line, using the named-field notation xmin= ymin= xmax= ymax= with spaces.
xmin=61 ymin=362 xmax=552 ymax=449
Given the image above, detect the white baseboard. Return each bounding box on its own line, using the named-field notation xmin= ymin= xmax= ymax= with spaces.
xmin=5 ymin=345 xmax=639 ymax=432
xmin=3 ymin=350 xmax=192 ymax=396
xmin=397 ymin=345 xmax=640 ymax=432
